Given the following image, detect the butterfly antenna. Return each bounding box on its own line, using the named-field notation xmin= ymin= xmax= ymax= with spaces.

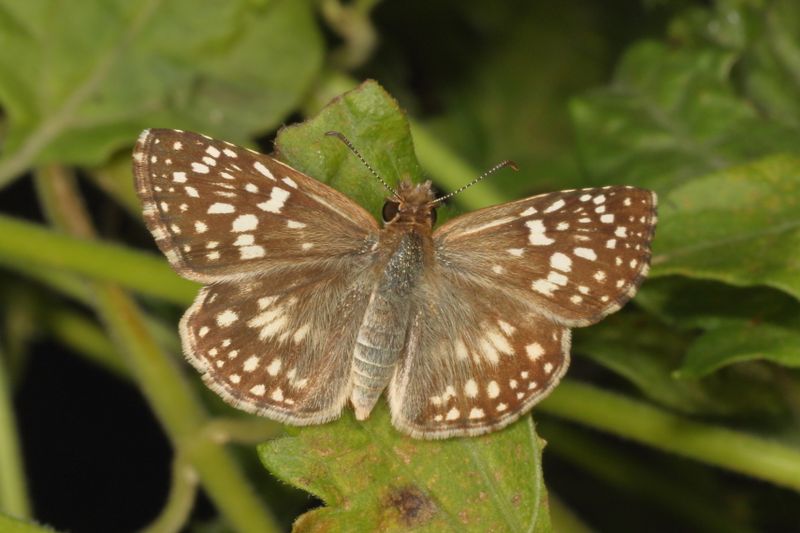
xmin=325 ymin=131 xmax=397 ymax=195
xmin=433 ymin=159 xmax=519 ymax=204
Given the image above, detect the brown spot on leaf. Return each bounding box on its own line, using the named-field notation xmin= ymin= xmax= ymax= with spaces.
xmin=385 ymin=485 xmax=436 ymax=527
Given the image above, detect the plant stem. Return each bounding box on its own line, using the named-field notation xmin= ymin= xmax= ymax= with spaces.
xmin=0 ymin=346 xmax=31 ymax=519
xmin=539 ymin=418 xmax=755 ymax=533
xmin=203 ymin=418 xmax=283 ymax=445
xmin=34 ymin=166 xmax=281 ymax=533
xmin=45 ymin=308 xmax=129 ymax=379
xmin=0 ymin=214 xmax=196 ymax=306
xmin=409 ymin=121 xmax=507 ymax=209
xmin=539 ymin=380 xmax=800 ymax=493
xmin=140 ymin=453 xmax=197 ymax=533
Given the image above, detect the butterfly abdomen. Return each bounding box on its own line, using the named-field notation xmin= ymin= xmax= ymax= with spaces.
xmin=350 ymin=233 xmax=424 ymax=419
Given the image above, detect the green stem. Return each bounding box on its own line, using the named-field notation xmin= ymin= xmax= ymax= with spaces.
xmin=409 ymin=121 xmax=507 ymax=209
xmin=0 ymin=214 xmax=196 ymax=306
xmin=539 ymin=418 xmax=755 ymax=533
xmin=34 ymin=167 xmax=281 ymax=533
xmin=0 ymin=346 xmax=31 ymax=519
xmin=140 ymin=454 xmax=197 ymax=533
xmin=45 ymin=308 xmax=128 ymax=379
xmin=539 ymin=381 xmax=800 ymax=493
xmin=98 ymin=286 xmax=279 ymax=533
xmin=203 ymin=418 xmax=283 ymax=445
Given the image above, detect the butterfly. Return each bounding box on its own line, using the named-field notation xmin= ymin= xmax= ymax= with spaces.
xmin=133 ymin=128 xmax=657 ymax=439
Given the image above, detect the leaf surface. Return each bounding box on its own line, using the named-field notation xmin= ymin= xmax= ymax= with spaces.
xmin=0 ymin=0 xmax=323 ymax=182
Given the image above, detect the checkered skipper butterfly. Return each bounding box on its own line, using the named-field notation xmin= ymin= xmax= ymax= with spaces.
xmin=133 ymin=128 xmax=656 ymax=439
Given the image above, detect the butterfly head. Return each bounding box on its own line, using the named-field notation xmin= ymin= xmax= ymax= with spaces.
xmin=382 ymin=179 xmax=437 ymax=228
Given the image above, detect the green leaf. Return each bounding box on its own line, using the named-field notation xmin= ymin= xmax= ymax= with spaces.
xmin=259 ymin=405 xmax=551 ymax=533
xmin=636 ymin=277 xmax=800 ymax=377
xmin=571 ymin=40 xmax=800 ymax=192
xmin=668 ymin=0 xmax=800 ymax=126
xmin=739 ymin=0 xmax=800 ymax=126
xmin=0 ymin=0 xmax=323 ymax=185
xmin=651 ymin=154 xmax=800 ymax=301
xmin=679 ymin=321 xmax=800 ymax=378
xmin=275 ymin=80 xmax=423 ymax=220
xmin=574 ymin=312 xmax=786 ymax=418
xmin=636 ymin=277 xmax=800 ymax=332
xmin=261 ymin=80 xmax=551 ymax=532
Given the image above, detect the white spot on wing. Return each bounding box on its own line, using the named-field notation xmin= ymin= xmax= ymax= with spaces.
xmin=550 ymin=252 xmax=572 ymax=272
xmin=526 ymin=220 xmax=554 ymax=245
xmin=216 ymin=309 xmax=238 ymax=327
xmin=243 ymin=356 xmax=259 ymax=372
xmin=257 ymin=187 xmax=290 ymax=213
xmin=574 ymin=247 xmax=597 ymax=261
xmin=192 ymin=162 xmax=209 ymax=174
xmin=544 ymin=199 xmax=565 ymax=213
xmin=532 ymin=279 xmax=558 ymax=296
xmin=240 ymin=245 xmax=265 ymax=259
xmin=208 ymin=203 xmax=235 ymax=214
xmin=232 ymin=214 xmax=258 ymax=232
xmin=526 ymin=343 xmax=544 ymax=360
xmin=254 ymin=162 xmax=275 ymax=180
xmin=469 ymin=408 xmax=485 ymax=419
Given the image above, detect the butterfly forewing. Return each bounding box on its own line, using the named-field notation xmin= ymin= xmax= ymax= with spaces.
xmin=133 ymin=129 xmax=379 ymax=283
xmin=433 ymin=186 xmax=657 ymax=327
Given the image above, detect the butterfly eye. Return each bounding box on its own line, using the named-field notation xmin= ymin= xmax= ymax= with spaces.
xmin=382 ymin=200 xmax=400 ymax=222
xmin=429 ymin=207 xmax=438 ymax=225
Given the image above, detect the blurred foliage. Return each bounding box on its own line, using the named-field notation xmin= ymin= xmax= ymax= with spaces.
xmin=0 ymin=0 xmax=799 ymax=532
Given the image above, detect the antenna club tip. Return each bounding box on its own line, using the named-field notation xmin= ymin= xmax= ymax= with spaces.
xmin=506 ymin=160 xmax=520 ymax=172
xmin=325 ymin=130 xmax=343 ymax=138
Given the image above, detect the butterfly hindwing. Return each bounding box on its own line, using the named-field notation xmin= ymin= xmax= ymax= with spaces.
xmin=133 ymin=129 xmax=379 ymax=283
xmin=181 ymin=264 xmax=375 ymax=424
xmin=389 ymin=274 xmax=570 ymax=439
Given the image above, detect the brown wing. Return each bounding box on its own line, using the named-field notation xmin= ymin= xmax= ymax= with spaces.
xmin=389 ymin=274 xmax=570 ymax=439
xmin=133 ymin=129 xmax=379 ymax=283
xmin=181 ymin=263 xmax=375 ymax=424
xmin=432 ymin=186 xmax=657 ymax=327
